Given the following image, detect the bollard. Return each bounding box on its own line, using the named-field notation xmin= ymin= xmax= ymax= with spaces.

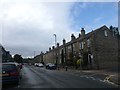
xmin=65 ymin=66 xmax=68 ymax=71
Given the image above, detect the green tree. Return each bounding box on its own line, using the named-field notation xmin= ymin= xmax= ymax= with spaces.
xmin=13 ymin=54 xmax=23 ymax=63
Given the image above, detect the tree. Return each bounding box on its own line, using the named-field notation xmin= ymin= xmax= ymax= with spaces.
xmin=13 ymin=54 xmax=23 ymax=63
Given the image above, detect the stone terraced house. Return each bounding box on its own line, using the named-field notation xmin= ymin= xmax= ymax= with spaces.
xmin=35 ymin=25 xmax=120 ymax=70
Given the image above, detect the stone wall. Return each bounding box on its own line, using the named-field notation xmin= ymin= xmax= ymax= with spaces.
xmin=95 ymin=26 xmax=118 ymax=69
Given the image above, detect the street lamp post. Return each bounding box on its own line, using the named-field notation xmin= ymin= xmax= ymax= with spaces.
xmin=53 ymin=34 xmax=57 ymax=66
xmin=53 ymin=34 xmax=57 ymax=47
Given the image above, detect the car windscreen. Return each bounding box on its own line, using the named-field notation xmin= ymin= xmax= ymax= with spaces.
xmin=2 ymin=64 xmax=17 ymax=72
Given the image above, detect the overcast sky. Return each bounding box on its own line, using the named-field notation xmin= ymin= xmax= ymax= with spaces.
xmin=0 ymin=0 xmax=118 ymax=58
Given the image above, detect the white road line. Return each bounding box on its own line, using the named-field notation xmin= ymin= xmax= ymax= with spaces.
xmin=99 ymin=80 xmax=104 ymax=82
xmin=104 ymin=79 xmax=119 ymax=87
xmin=80 ymin=75 xmax=103 ymax=82
xmin=105 ymin=80 xmax=115 ymax=85
xmin=85 ymin=76 xmax=89 ymax=78
xmin=89 ymin=77 xmax=96 ymax=80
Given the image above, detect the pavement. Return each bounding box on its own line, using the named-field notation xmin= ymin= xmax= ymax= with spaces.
xmin=57 ymin=67 xmax=120 ymax=87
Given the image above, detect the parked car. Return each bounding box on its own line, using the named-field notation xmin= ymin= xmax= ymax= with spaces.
xmin=34 ymin=63 xmax=38 ymax=66
xmin=1 ymin=62 xmax=22 ymax=85
xmin=7 ymin=62 xmax=23 ymax=70
xmin=34 ymin=63 xmax=44 ymax=67
xmin=37 ymin=63 xmax=44 ymax=67
xmin=46 ymin=63 xmax=57 ymax=70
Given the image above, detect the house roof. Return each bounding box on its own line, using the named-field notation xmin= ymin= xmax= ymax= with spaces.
xmin=64 ymin=25 xmax=109 ymax=45
xmin=44 ymin=25 xmax=116 ymax=54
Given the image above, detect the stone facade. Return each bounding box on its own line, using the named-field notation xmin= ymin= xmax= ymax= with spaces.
xmin=37 ymin=25 xmax=119 ymax=69
xmin=89 ymin=26 xmax=119 ymax=69
xmin=33 ymin=52 xmax=44 ymax=64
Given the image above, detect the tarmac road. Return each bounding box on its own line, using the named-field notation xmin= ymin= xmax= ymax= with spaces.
xmin=3 ymin=65 xmax=118 ymax=89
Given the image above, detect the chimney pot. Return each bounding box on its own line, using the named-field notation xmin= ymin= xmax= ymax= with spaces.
xmin=71 ymin=34 xmax=75 ymax=40
xmin=57 ymin=43 xmax=59 ymax=47
xmin=79 ymin=33 xmax=81 ymax=37
xmin=81 ymin=28 xmax=85 ymax=36
xmin=52 ymin=46 xmax=55 ymax=49
xmin=63 ymin=39 xmax=66 ymax=45
xmin=49 ymin=47 xmax=51 ymax=51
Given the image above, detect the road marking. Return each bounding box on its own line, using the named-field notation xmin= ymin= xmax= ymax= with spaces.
xmin=99 ymin=80 xmax=104 ymax=82
xmin=105 ymin=80 xmax=115 ymax=85
xmin=37 ymin=67 xmax=119 ymax=87
xmin=89 ymin=77 xmax=96 ymax=80
xmin=104 ymin=75 xmax=111 ymax=81
xmin=80 ymin=75 xmax=105 ymax=82
xmin=61 ymin=70 xmax=119 ymax=87
xmin=104 ymin=79 xmax=119 ymax=87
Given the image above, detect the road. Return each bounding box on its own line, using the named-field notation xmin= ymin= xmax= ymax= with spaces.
xmin=3 ymin=65 xmax=118 ymax=89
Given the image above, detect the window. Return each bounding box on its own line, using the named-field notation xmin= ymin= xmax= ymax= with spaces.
xmin=104 ymin=30 xmax=108 ymax=37
xmin=73 ymin=44 xmax=76 ymax=51
xmin=112 ymin=27 xmax=119 ymax=36
xmin=68 ymin=45 xmax=71 ymax=52
xmin=87 ymin=39 xmax=90 ymax=47
xmin=80 ymin=42 xmax=83 ymax=49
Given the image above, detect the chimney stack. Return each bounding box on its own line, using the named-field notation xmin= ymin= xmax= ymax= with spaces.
xmin=52 ymin=46 xmax=55 ymax=49
xmin=81 ymin=28 xmax=85 ymax=37
xmin=63 ymin=39 xmax=66 ymax=45
xmin=57 ymin=43 xmax=59 ymax=47
xmin=79 ymin=33 xmax=81 ymax=37
xmin=109 ymin=25 xmax=113 ymax=30
xmin=71 ymin=34 xmax=76 ymax=41
xmin=49 ymin=47 xmax=51 ymax=51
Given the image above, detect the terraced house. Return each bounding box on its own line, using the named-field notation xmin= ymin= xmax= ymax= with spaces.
xmin=39 ymin=25 xmax=119 ymax=70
